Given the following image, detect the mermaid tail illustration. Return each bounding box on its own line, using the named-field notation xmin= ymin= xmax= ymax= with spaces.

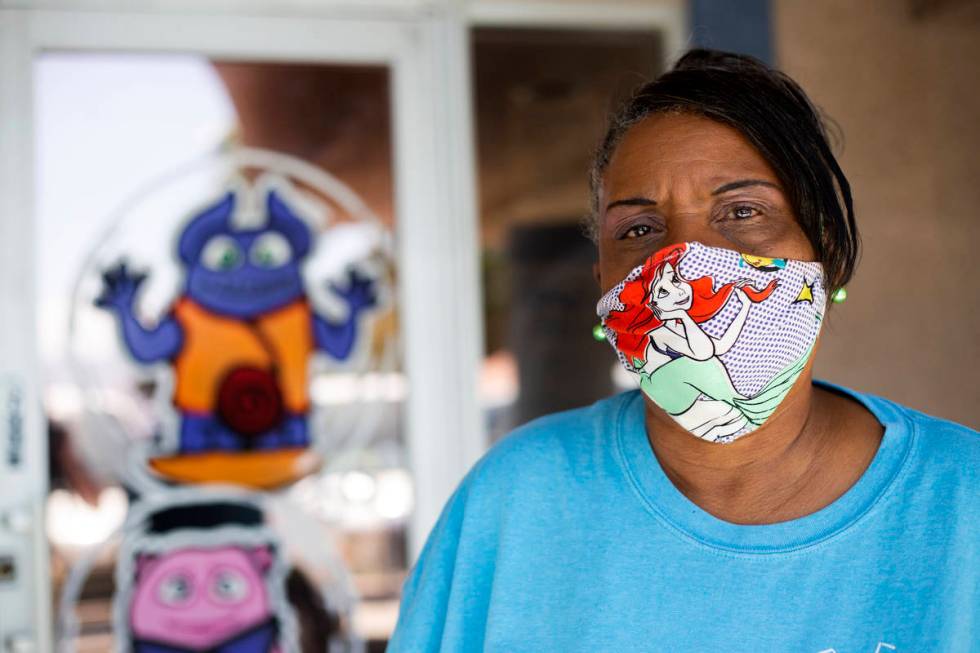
xmin=638 ymin=345 xmax=811 ymax=440
xmin=731 ymin=346 xmax=811 ymax=425
xmin=639 ymin=356 xmax=738 ymax=416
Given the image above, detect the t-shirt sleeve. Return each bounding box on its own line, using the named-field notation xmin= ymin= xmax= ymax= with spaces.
xmin=385 ymin=418 xmax=566 ymax=651
xmin=386 ymin=475 xmax=492 ymax=652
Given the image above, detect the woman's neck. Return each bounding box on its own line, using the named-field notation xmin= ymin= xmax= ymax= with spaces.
xmin=642 ymin=375 xmax=884 ymax=525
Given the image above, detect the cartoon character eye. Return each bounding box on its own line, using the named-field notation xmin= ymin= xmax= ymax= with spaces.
xmin=249 ymin=232 xmax=293 ymax=269
xmin=657 ymin=288 xmax=669 ymax=299
xmin=201 ymin=235 xmax=243 ymax=271
xmin=209 ymin=568 xmax=250 ymax=604
xmin=157 ymin=573 xmax=194 ymax=606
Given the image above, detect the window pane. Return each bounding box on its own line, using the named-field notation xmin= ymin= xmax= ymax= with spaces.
xmin=37 ymin=53 xmax=406 ymax=650
xmin=473 ymin=28 xmax=664 ymax=439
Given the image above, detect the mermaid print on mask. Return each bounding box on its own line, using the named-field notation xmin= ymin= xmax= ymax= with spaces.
xmin=597 ymin=242 xmax=826 ymax=443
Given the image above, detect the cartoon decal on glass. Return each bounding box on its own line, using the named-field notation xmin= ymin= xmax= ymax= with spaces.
xmin=112 ymin=496 xmax=298 ymax=653
xmin=598 ymin=241 xmax=826 ymax=443
xmin=94 ymin=176 xmax=377 ymax=488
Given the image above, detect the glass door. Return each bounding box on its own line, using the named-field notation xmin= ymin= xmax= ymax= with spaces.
xmin=0 ymin=7 xmax=483 ymax=650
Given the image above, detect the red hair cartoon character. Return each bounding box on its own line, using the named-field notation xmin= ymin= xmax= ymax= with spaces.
xmin=599 ymin=242 xmax=825 ymax=442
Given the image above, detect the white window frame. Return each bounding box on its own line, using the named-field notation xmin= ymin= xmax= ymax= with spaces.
xmin=0 ymin=1 xmax=685 ymax=646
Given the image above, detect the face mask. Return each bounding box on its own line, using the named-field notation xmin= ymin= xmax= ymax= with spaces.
xmin=597 ymin=241 xmax=825 ymax=443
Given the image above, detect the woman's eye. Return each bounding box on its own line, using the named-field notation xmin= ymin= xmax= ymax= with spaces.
xmin=731 ymin=205 xmax=760 ymax=220
xmin=621 ymin=224 xmax=653 ymax=239
xmin=657 ymin=288 xmax=668 ymax=298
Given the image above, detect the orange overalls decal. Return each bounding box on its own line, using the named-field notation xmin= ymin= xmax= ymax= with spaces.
xmin=171 ymin=298 xmax=313 ymax=415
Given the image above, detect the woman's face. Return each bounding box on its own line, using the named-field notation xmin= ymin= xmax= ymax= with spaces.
xmin=595 ymin=112 xmax=816 ymax=294
xmin=650 ymin=262 xmax=692 ymax=312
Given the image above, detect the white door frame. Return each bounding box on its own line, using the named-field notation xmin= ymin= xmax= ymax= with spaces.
xmin=0 ymin=1 xmax=685 ymax=646
xmin=465 ymin=0 xmax=688 ymax=61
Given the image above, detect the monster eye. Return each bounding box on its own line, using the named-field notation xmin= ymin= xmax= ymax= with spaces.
xmin=249 ymin=232 xmax=293 ymax=269
xmin=201 ymin=235 xmax=243 ymax=271
xmin=209 ymin=568 xmax=250 ymax=604
xmin=157 ymin=573 xmax=194 ymax=606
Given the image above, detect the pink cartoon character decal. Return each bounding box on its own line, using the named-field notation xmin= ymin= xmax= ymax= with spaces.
xmin=114 ymin=498 xmax=298 ymax=653
xmin=130 ymin=546 xmax=279 ymax=653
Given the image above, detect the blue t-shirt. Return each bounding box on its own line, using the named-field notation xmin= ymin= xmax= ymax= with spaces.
xmin=388 ymin=383 xmax=980 ymax=652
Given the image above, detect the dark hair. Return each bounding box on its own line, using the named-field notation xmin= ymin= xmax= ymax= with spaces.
xmin=588 ymin=48 xmax=859 ymax=293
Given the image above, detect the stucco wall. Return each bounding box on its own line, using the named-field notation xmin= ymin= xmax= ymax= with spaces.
xmin=774 ymin=0 xmax=980 ymax=428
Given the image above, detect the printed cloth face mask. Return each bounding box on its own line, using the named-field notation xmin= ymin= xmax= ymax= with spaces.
xmin=596 ymin=241 xmax=826 ymax=443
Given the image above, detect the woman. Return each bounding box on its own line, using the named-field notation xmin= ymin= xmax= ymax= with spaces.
xmin=389 ymin=50 xmax=979 ymax=651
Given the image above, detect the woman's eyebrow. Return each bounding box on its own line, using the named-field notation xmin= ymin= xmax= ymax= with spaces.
xmin=712 ymin=179 xmax=780 ymax=195
xmin=606 ymin=197 xmax=657 ymax=211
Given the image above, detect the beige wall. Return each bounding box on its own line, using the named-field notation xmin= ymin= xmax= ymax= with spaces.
xmin=774 ymin=0 xmax=980 ymax=428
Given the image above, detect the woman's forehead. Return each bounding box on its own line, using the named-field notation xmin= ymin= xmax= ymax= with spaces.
xmin=603 ymin=113 xmax=781 ymax=196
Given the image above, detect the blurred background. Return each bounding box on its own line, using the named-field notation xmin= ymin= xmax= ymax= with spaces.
xmin=0 ymin=0 xmax=977 ymax=651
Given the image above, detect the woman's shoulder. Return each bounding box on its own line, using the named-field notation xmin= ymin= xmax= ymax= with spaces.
xmin=860 ymin=390 xmax=979 ymax=449
xmin=899 ymin=401 xmax=980 ymax=474
xmin=464 ymin=391 xmax=639 ymax=493
xmin=851 ymin=386 xmax=980 ymax=493
xmin=820 ymin=380 xmax=977 ymax=442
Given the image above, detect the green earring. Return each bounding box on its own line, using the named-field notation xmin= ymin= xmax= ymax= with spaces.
xmin=831 ymin=287 xmax=848 ymax=304
xmin=592 ymin=324 xmax=607 ymax=341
